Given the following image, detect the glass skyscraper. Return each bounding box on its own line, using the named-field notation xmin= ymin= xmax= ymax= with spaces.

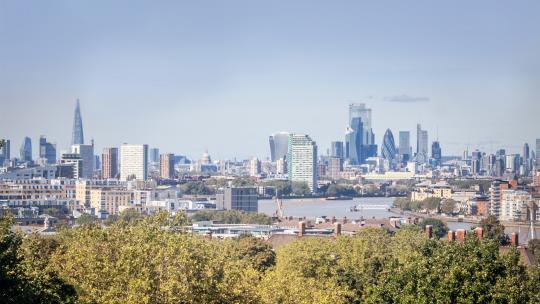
xmin=39 ymin=136 xmax=56 ymax=164
xmin=346 ymin=103 xmax=377 ymax=164
xmin=416 ymin=124 xmax=428 ymax=164
xmin=269 ymin=132 xmax=290 ymax=162
xmin=72 ymin=99 xmax=84 ymax=145
xmin=398 ymin=131 xmax=410 ymax=163
xmin=381 ymin=129 xmax=397 ymax=162
xmin=19 ymin=136 xmax=32 ymax=162
xmin=330 ymin=141 xmax=344 ymax=159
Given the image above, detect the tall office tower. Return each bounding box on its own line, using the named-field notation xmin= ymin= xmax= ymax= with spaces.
xmin=39 ymin=136 xmax=56 ymax=164
xmin=0 ymin=139 xmax=10 ymax=165
xmin=288 ymin=134 xmax=318 ymax=192
xmin=269 ymin=132 xmax=290 ymax=162
xmin=72 ymin=99 xmax=84 ymax=145
xmin=398 ymin=131 xmax=410 ymax=163
xmin=431 ymin=141 xmax=442 ymax=166
xmin=249 ymin=157 xmax=261 ymax=177
xmin=330 ymin=141 xmax=344 ymax=159
xmin=71 ymin=144 xmax=94 ymax=179
xmin=159 ymin=153 xmax=175 ymax=179
xmin=120 ymin=144 xmax=149 ymax=181
xmin=19 ymin=137 xmax=32 ymax=162
xmin=505 ymin=154 xmax=520 ymax=174
xmin=536 ymin=139 xmax=540 ymax=165
xmin=416 ymin=124 xmax=428 ymax=164
xmin=60 ymin=153 xmax=83 ymax=179
xmin=102 ymin=148 xmax=118 ymax=179
xmin=381 ymin=129 xmax=397 ymax=162
xmin=523 ymin=143 xmax=530 ymax=161
xmin=150 ymin=148 xmax=160 ymax=164
xmin=346 ymin=103 xmax=377 ymax=164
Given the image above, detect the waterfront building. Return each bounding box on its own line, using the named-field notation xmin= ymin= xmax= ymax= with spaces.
xmin=71 ymin=144 xmax=94 ymax=179
xmin=120 ymin=144 xmax=149 ymax=181
xmin=39 ymin=136 xmax=56 ymax=164
xmin=288 ymin=133 xmax=317 ymax=192
xmin=500 ymin=190 xmax=532 ymax=221
xmin=71 ymin=99 xmax=84 ymax=145
xmin=216 ymin=187 xmax=258 ymax=212
xmin=276 ymin=158 xmax=287 ymax=175
xmin=269 ymin=132 xmax=290 ymax=162
xmin=159 ymin=153 xmax=175 ymax=179
xmin=416 ymin=124 xmax=428 ymax=164
xmin=398 ymin=131 xmax=410 ymax=163
xmin=102 ymin=148 xmax=118 ymax=179
xmin=381 ymin=129 xmax=397 ymax=163
xmin=19 ymin=137 xmax=32 ymax=162
xmin=330 ymin=141 xmax=344 ymax=159
xmin=489 ymin=180 xmax=511 ymax=218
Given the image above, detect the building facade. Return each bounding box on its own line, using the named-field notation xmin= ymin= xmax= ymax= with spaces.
xmin=71 ymin=144 xmax=94 ymax=179
xmin=159 ymin=153 xmax=175 ymax=179
xmin=288 ymin=134 xmax=317 ymax=192
xmin=39 ymin=136 xmax=56 ymax=164
xmin=102 ymin=148 xmax=118 ymax=179
xmin=120 ymin=144 xmax=149 ymax=181
xmin=269 ymin=132 xmax=290 ymax=162
xmin=216 ymin=187 xmax=258 ymax=212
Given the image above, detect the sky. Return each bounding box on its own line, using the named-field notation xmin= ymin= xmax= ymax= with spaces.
xmin=1 ymin=0 xmax=539 ymax=160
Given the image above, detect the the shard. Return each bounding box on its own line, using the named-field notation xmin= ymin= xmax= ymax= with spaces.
xmin=72 ymin=99 xmax=84 ymax=145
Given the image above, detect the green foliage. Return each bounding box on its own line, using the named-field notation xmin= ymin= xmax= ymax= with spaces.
xmin=191 ymin=210 xmax=272 ymax=225
xmin=478 ymin=215 xmax=509 ymax=245
xmin=440 ymin=198 xmax=458 ymax=214
xmin=393 ymin=197 xmax=421 ymax=210
xmin=527 ymin=239 xmax=540 ymax=266
xmin=43 ymin=208 xmax=60 ymax=217
xmin=180 ymin=181 xmax=214 ymax=195
xmin=75 ymin=214 xmax=96 ymax=226
xmin=325 ymin=183 xmax=357 ymax=197
xmin=291 ymin=181 xmax=311 ymax=196
xmin=420 ymin=218 xmax=449 ymax=239
xmin=421 ymin=197 xmax=442 ymax=212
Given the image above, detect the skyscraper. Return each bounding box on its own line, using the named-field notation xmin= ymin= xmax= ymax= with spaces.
xmin=72 ymin=144 xmax=94 ymax=179
xmin=72 ymin=99 xmax=84 ymax=145
xmin=536 ymin=139 xmax=540 ymax=165
xmin=269 ymin=132 xmax=290 ymax=162
xmin=0 ymin=139 xmax=10 ymax=165
xmin=150 ymin=148 xmax=160 ymax=164
xmin=398 ymin=131 xmax=411 ymax=163
xmin=102 ymin=148 xmax=118 ymax=179
xmin=523 ymin=143 xmax=530 ymax=161
xmin=330 ymin=141 xmax=344 ymax=159
xmin=431 ymin=141 xmax=442 ymax=166
xmin=346 ymin=103 xmax=377 ymax=164
xmin=381 ymin=129 xmax=397 ymax=162
xmin=39 ymin=136 xmax=56 ymax=164
xmin=416 ymin=124 xmax=428 ymax=164
xmin=288 ymin=134 xmax=317 ymax=192
xmin=160 ymin=153 xmax=175 ymax=179
xmin=19 ymin=137 xmax=32 ymax=162
xmin=120 ymin=144 xmax=149 ymax=181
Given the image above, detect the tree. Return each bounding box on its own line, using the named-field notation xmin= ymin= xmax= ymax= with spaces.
xmin=440 ymin=198 xmax=458 ymax=215
xmin=43 ymin=208 xmax=60 ymax=217
xmin=291 ymin=182 xmax=311 ymax=196
xmin=528 ymin=239 xmax=540 ymax=266
xmin=75 ymin=214 xmax=96 ymax=226
xmin=478 ymin=215 xmax=509 ymax=245
xmin=420 ymin=218 xmax=448 ymax=239
xmin=420 ymin=197 xmax=441 ymax=212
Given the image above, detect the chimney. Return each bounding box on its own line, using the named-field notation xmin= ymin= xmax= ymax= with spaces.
xmin=334 ymin=223 xmax=342 ymax=236
xmin=298 ymin=221 xmax=306 ymax=237
xmin=448 ymin=230 xmax=455 ymax=241
xmin=475 ymin=227 xmax=483 ymax=240
xmin=425 ymin=225 xmax=433 ymax=239
xmin=511 ymin=232 xmax=519 ymax=246
xmin=456 ymin=229 xmax=466 ymax=243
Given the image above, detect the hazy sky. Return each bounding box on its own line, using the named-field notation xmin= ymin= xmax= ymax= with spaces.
xmin=1 ymin=1 xmax=539 ymax=160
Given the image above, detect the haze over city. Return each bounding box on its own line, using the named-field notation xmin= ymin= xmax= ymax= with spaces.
xmin=1 ymin=0 xmax=539 ymax=159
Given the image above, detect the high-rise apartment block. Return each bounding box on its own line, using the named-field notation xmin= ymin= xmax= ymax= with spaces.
xmin=102 ymin=148 xmax=118 ymax=179
xmin=120 ymin=144 xmax=148 ymax=181
xmin=288 ymin=133 xmax=318 ymax=192
xmin=159 ymin=153 xmax=175 ymax=179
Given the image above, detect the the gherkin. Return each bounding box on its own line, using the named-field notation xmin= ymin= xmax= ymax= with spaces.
xmin=381 ymin=129 xmax=397 ymax=161
xmin=72 ymin=99 xmax=84 ymax=145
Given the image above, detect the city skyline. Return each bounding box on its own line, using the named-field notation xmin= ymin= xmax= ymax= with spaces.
xmin=1 ymin=1 xmax=539 ymax=159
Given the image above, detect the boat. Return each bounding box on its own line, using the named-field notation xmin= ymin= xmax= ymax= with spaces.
xmin=326 ymin=196 xmax=353 ymax=201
